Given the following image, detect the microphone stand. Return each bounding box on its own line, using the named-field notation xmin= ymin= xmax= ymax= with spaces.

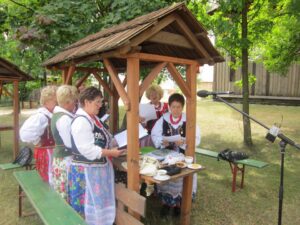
xmin=212 ymin=94 xmax=300 ymax=225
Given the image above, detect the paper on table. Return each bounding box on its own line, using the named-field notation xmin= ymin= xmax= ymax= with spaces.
xmin=163 ymin=135 xmax=182 ymax=142
xmin=100 ymin=114 xmax=110 ymax=122
xmin=114 ymin=123 xmax=148 ymax=148
xmin=139 ymin=104 xmax=157 ymax=122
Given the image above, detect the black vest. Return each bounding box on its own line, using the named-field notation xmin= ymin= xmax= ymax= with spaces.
xmin=71 ymin=115 xmax=111 ymax=164
xmin=162 ymin=119 xmax=186 ymax=154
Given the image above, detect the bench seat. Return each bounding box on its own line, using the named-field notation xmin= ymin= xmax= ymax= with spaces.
xmin=14 ymin=170 xmax=86 ymax=225
xmin=0 ymin=161 xmax=35 ymax=170
xmin=196 ymin=148 xmax=268 ymax=192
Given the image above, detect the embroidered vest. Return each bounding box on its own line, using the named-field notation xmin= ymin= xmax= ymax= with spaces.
xmin=71 ymin=115 xmax=111 ymax=164
xmin=162 ymin=119 xmax=186 ymax=154
xmin=51 ymin=112 xmax=73 ymax=158
xmin=39 ymin=113 xmax=55 ymax=147
xmin=146 ymin=102 xmax=168 ymax=134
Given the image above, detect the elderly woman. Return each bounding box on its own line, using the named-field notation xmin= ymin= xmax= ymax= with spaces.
xmin=20 ymin=85 xmax=57 ymax=183
xmin=50 ymin=85 xmax=78 ymax=200
xmin=141 ymin=84 xmax=168 ymax=134
xmin=68 ymin=87 xmax=124 ymax=225
xmin=151 ymin=93 xmax=200 ymax=217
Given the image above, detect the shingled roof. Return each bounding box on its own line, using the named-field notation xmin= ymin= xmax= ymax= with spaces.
xmin=0 ymin=57 xmax=33 ymax=83
xmin=43 ymin=2 xmax=223 ymax=68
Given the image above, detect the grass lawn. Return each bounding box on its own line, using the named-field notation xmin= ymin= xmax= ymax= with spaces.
xmin=1 ymin=100 xmax=300 ymax=225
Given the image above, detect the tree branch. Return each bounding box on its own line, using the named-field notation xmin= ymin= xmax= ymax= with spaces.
xmin=8 ymin=0 xmax=34 ymax=12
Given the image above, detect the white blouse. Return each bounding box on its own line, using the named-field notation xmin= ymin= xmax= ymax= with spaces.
xmin=71 ymin=108 xmax=103 ymax=160
xmin=53 ymin=106 xmax=74 ymax=149
xmin=19 ymin=107 xmax=53 ymax=145
xmin=151 ymin=112 xmax=201 ymax=149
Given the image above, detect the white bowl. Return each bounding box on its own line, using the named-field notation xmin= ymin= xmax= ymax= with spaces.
xmin=157 ymin=169 xmax=167 ymax=176
xmin=185 ymin=156 xmax=193 ymax=164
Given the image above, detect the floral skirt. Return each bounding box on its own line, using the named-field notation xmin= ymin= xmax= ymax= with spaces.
xmin=52 ymin=156 xmax=72 ymax=201
xmin=34 ymin=147 xmax=53 ymax=183
xmin=68 ymin=161 xmax=115 ymax=225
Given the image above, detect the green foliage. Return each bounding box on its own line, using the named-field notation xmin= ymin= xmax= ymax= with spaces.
xmin=189 ymin=0 xmax=300 ymax=75
xmin=234 ymin=73 xmax=257 ymax=89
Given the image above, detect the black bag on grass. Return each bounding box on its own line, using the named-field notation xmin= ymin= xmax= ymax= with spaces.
xmin=13 ymin=146 xmax=33 ymax=166
xmin=218 ymin=148 xmax=248 ymax=162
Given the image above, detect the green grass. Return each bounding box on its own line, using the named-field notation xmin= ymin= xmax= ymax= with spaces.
xmin=1 ymin=100 xmax=300 ymax=225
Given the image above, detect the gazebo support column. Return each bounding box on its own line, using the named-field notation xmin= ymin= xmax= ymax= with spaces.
xmin=180 ymin=64 xmax=198 ymax=225
xmin=110 ymin=84 xmax=119 ymax=133
xmin=13 ymin=80 xmax=19 ymax=158
xmin=126 ymin=57 xmax=140 ymax=195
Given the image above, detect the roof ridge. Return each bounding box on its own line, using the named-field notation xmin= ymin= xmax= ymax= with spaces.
xmin=64 ymin=2 xmax=184 ymax=51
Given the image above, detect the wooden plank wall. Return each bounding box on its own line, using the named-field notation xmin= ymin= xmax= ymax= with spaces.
xmin=214 ymin=57 xmax=300 ymax=97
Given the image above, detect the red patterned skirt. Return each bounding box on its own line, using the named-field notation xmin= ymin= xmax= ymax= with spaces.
xmin=34 ymin=146 xmax=54 ymax=183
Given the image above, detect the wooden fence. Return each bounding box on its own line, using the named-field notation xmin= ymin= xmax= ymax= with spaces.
xmin=213 ymin=57 xmax=300 ymax=97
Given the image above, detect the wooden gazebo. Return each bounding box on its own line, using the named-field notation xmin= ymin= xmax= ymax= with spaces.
xmin=43 ymin=3 xmax=223 ymax=224
xmin=0 ymin=57 xmax=33 ymax=158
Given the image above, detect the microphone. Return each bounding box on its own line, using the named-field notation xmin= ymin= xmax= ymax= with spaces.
xmin=197 ymin=90 xmax=234 ymax=98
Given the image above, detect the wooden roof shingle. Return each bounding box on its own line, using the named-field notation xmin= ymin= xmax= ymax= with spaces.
xmin=43 ymin=2 xmax=224 ymax=68
xmin=0 ymin=57 xmax=33 ymax=83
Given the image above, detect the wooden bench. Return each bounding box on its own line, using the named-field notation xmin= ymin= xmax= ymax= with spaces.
xmin=196 ymin=148 xmax=268 ymax=192
xmin=115 ymin=183 xmax=146 ymax=225
xmin=14 ymin=170 xmax=86 ymax=225
xmin=0 ymin=162 xmax=34 ymax=170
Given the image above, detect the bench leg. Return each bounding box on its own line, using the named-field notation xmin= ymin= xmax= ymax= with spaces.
xmin=231 ymin=164 xmax=238 ymax=192
xmin=18 ymin=185 xmax=23 ymax=217
xmin=241 ymin=165 xmax=245 ymax=188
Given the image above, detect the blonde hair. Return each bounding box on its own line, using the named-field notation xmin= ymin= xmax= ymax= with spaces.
xmin=56 ymin=85 xmax=78 ymax=106
xmin=145 ymin=84 xmax=164 ymax=100
xmin=40 ymin=85 xmax=57 ymax=106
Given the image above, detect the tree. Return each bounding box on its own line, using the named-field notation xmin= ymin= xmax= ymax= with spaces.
xmin=188 ymin=0 xmax=299 ymax=146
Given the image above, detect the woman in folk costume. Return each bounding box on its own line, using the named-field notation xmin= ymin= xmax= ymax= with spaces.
xmin=20 ymin=86 xmax=57 ymax=183
xmin=50 ymin=85 xmax=78 ymax=200
xmin=151 ymin=93 xmax=200 ymax=217
xmin=68 ymin=87 xmax=124 ymax=225
xmin=140 ymin=84 xmax=168 ymax=134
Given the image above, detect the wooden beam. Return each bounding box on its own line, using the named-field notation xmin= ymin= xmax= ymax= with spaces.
xmin=120 ymin=14 xmax=177 ymax=54
xmin=126 ymin=57 xmax=140 ymax=195
xmin=180 ymin=64 xmax=198 ymax=225
xmin=62 ymin=68 xmax=68 ymax=84
xmin=103 ymin=58 xmax=130 ymax=110
xmin=128 ymin=52 xmax=197 ymax=66
xmin=166 ymin=63 xmax=191 ymax=97
xmin=122 ymin=76 xmax=127 ymax=88
xmin=139 ymin=62 xmax=167 ymax=97
xmin=13 ymin=80 xmax=19 ymax=159
xmin=2 ymin=86 xmax=13 ymax=97
xmin=65 ymin=65 xmax=76 ymax=85
xmin=174 ymin=15 xmax=212 ymax=61
xmin=0 ymin=81 xmax=3 ymax=97
xmin=75 ymin=73 xmax=90 ymax=88
xmin=92 ymin=72 xmax=114 ymax=96
xmin=48 ymin=66 xmax=107 ymax=73
xmin=148 ymin=31 xmax=194 ymax=49
xmin=109 ymin=86 xmax=119 ymax=134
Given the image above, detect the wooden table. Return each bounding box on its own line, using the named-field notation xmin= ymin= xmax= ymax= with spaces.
xmin=113 ymin=155 xmax=204 ymax=185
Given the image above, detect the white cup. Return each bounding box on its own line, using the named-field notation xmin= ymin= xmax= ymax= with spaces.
xmin=185 ymin=156 xmax=193 ymax=164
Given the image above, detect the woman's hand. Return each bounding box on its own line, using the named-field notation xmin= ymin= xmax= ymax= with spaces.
xmin=139 ymin=116 xmax=146 ymax=123
xmin=175 ymin=138 xmax=185 ymax=146
xmin=109 ymin=148 xmax=126 ymax=158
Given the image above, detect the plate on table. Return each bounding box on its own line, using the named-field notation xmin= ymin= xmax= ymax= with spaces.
xmin=187 ymin=164 xmax=202 ymax=170
xmin=175 ymin=161 xmax=187 ymax=168
xmin=153 ymin=174 xmax=170 ymax=181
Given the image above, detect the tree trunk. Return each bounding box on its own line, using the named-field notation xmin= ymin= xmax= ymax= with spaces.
xmin=241 ymin=0 xmax=252 ymax=145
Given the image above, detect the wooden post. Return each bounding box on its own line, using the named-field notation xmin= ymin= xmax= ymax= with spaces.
xmin=110 ymin=80 xmax=119 ymax=134
xmin=126 ymin=57 xmax=140 ymax=194
xmin=13 ymin=80 xmax=19 ymax=158
xmin=180 ymin=63 xmax=198 ymax=225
